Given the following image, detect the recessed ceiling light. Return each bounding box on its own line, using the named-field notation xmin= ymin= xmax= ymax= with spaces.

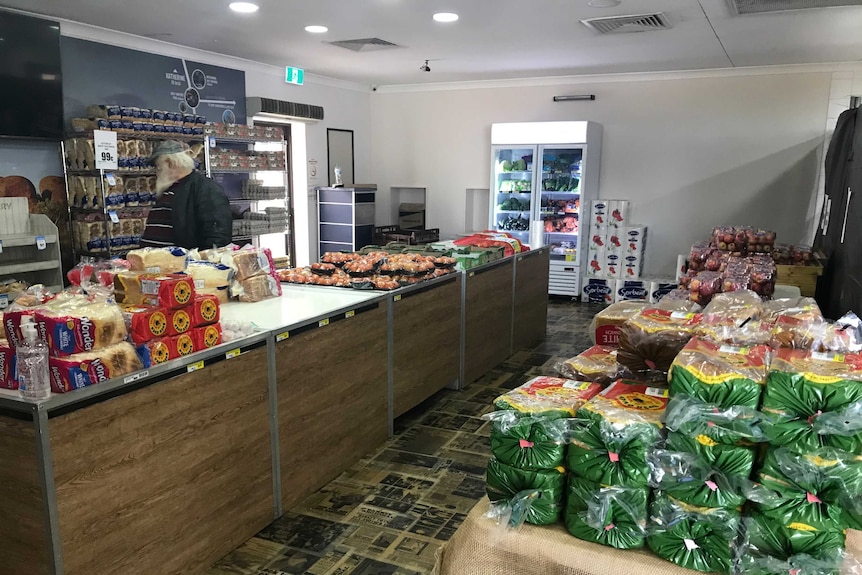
xmin=229 ymin=2 xmax=259 ymax=13
xmin=588 ymin=0 xmax=621 ymax=6
xmin=433 ymin=12 xmax=459 ymax=23
xmin=305 ymin=25 xmax=328 ymax=33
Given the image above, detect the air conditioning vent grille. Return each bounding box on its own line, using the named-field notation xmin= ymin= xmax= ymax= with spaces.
xmin=581 ymin=12 xmax=673 ymax=34
xmin=328 ymin=37 xmax=403 ymax=52
xmin=247 ymin=97 xmax=324 ymax=121
xmin=728 ymin=0 xmax=862 ymax=14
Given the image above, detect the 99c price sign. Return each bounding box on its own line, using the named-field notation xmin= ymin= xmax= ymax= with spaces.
xmin=94 ymin=130 xmax=119 ymax=170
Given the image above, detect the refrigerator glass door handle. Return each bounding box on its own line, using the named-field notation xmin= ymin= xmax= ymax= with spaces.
xmin=841 ymin=187 xmax=852 ymax=244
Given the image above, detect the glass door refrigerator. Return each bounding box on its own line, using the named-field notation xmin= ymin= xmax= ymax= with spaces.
xmin=490 ymin=122 xmax=602 ymax=299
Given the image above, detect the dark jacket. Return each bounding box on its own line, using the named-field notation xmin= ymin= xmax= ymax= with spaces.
xmin=166 ymin=170 xmax=232 ymax=249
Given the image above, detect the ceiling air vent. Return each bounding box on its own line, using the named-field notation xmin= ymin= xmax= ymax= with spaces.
xmin=727 ymin=0 xmax=862 ymax=15
xmin=581 ymin=12 xmax=673 ymax=34
xmin=327 ymin=38 xmax=403 ymax=52
xmin=246 ymin=97 xmax=324 ymax=122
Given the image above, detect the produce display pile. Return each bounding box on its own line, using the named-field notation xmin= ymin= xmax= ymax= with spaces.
xmin=278 ymin=251 xmax=457 ymax=291
xmin=0 ymin=245 xmax=275 ymax=394
xmin=480 ymin=294 xmax=862 ymax=574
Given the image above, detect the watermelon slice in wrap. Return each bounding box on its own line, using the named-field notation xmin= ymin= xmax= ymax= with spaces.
xmin=567 ymin=380 xmax=667 ymax=488
xmin=485 ymin=458 xmax=565 ymax=525
xmin=762 ymin=349 xmax=862 ymax=453
xmin=646 ymin=492 xmax=740 ymax=574
xmin=565 ymin=475 xmax=648 ymax=549
xmin=668 ymin=337 xmax=768 ymax=410
xmin=485 ymin=411 xmax=569 ymax=470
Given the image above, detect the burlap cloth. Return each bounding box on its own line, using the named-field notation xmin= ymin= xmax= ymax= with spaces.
xmin=433 ymin=497 xmax=862 ymax=575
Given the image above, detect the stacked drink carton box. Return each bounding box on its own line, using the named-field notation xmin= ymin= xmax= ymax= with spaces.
xmin=582 ymin=200 xmax=675 ymax=305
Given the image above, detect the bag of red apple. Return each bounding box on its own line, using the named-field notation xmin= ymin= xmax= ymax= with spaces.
xmin=453 ymin=232 xmax=526 ymax=256
xmin=687 ymin=271 xmax=723 ymax=306
xmin=688 ymin=242 xmax=713 ymax=272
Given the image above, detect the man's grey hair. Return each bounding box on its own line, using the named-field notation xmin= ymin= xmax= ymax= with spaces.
xmin=161 ymin=150 xmax=196 ymax=172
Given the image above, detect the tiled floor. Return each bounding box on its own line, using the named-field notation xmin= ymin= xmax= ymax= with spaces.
xmin=207 ymin=299 xmax=601 ymax=575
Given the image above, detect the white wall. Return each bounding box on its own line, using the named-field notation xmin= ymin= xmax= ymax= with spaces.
xmin=370 ymin=71 xmax=833 ymax=276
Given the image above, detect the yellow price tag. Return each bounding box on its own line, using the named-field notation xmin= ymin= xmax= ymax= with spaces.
xmin=393 ymin=295 xmax=402 ymax=302
xmin=319 ymin=318 xmax=330 ymax=327
xmin=565 ymin=254 xmax=576 ymax=262
xmin=225 ymin=348 xmax=241 ymax=360
xmin=187 ymin=360 xmax=204 ymax=373
xmin=345 ymin=310 xmax=355 ymax=319
xmin=276 ymin=331 xmax=290 ymax=342
xmin=469 ymin=272 xmax=475 ymax=277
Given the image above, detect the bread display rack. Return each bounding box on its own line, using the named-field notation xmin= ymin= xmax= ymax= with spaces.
xmin=0 ymin=214 xmax=64 ymax=307
xmin=62 ymin=127 xmax=292 ymax=264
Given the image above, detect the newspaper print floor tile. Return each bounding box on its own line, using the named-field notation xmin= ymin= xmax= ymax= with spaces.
xmin=207 ymin=298 xmax=594 ymax=575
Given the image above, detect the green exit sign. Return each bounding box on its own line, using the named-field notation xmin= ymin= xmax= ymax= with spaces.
xmin=285 ymin=66 xmax=304 ymax=85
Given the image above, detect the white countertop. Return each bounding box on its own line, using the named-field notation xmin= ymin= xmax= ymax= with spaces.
xmin=220 ymin=284 xmax=384 ymax=331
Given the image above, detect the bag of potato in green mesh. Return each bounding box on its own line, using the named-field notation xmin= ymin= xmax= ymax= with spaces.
xmin=484 ymin=411 xmax=572 ymax=470
xmin=762 ymin=349 xmax=862 ymax=453
xmin=646 ymin=492 xmax=740 ymax=574
xmin=485 ymin=457 xmax=566 ymax=525
xmin=668 ymin=337 xmax=768 ymax=409
xmin=567 ymin=380 xmax=667 ymax=488
xmin=565 ymin=474 xmax=648 ymax=550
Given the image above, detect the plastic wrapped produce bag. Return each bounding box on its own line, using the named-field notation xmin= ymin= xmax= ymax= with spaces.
xmin=646 ymin=492 xmax=740 ymax=574
xmin=753 ymin=447 xmax=862 ymax=533
xmin=484 ymin=411 xmax=571 ymax=470
xmin=493 ymin=377 xmax=602 ymax=418
xmin=669 ymin=337 xmax=769 ymax=409
xmin=647 ymin=448 xmax=748 ymax=509
xmin=555 ymin=345 xmax=628 ymax=386
xmin=762 ymin=349 xmax=862 ymax=453
xmin=617 ymin=308 xmax=702 ymax=381
xmin=485 ymin=458 xmax=566 ymax=525
xmin=565 ymin=475 xmax=648 ymax=549
xmin=567 ymin=380 xmax=667 ymax=487
xmin=742 ymin=511 xmax=846 ymax=562
xmin=664 ymin=395 xmax=765 ymax=447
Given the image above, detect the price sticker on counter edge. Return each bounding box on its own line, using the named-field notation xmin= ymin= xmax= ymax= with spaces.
xmin=187 ymin=360 xmax=205 ymax=373
xmin=276 ymin=331 xmax=290 ymax=342
xmin=393 ymin=295 xmax=402 ymax=302
xmin=124 ymin=370 xmax=149 ymax=384
xmin=35 ymin=236 xmax=46 ymax=250
xmin=225 ymin=348 xmax=241 ymax=360
xmin=93 ymin=129 xmax=119 ymax=170
xmin=319 ymin=318 xmax=330 ymax=328
xmin=345 ymin=310 xmax=355 ymax=319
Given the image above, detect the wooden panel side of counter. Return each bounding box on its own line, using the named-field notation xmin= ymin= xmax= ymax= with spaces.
xmin=464 ymin=260 xmax=515 ymax=385
xmin=276 ymin=304 xmax=388 ymax=510
xmin=393 ymin=277 xmax=462 ymax=417
xmin=49 ymin=347 xmax=273 ymax=575
xmin=0 ymin=415 xmax=51 ymax=575
xmin=513 ymin=249 xmax=550 ymax=349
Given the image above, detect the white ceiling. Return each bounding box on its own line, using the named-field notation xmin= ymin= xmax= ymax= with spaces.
xmin=3 ymin=0 xmax=862 ymax=86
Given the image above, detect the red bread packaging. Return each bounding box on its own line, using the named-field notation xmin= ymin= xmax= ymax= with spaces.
xmin=36 ymin=300 xmax=127 ymax=357
xmin=0 ymin=339 xmax=17 ymax=390
xmin=192 ymin=323 xmax=222 ymax=350
xmin=49 ymin=342 xmax=143 ymax=393
xmin=191 ymin=294 xmax=220 ymax=327
xmin=114 ymin=272 xmax=196 ymax=310
xmin=121 ymin=305 xmax=192 ymax=345
xmin=168 ymin=333 xmax=196 ymax=359
xmin=137 ymin=338 xmax=173 ymax=366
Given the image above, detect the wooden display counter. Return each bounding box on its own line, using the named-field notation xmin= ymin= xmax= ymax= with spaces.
xmin=391 ymin=274 xmax=462 ymax=417
xmin=463 ymin=257 xmax=515 ymax=385
xmin=273 ymin=300 xmax=389 ymax=511
xmin=513 ymin=247 xmax=551 ymax=350
xmin=0 ymin=250 xmax=550 ymax=575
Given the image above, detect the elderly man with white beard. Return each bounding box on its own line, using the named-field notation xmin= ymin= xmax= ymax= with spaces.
xmin=139 ymin=140 xmax=232 ymax=249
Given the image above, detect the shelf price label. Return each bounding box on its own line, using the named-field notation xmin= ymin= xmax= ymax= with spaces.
xmin=94 ymin=130 xmax=119 ymax=170
xmin=187 ymin=360 xmax=205 ymax=373
xmin=35 ymin=236 xmax=46 ymax=250
xmin=225 ymin=348 xmax=241 ymax=360
xmin=109 ymin=211 xmax=120 ymax=224
xmin=276 ymin=331 xmax=290 ymax=342
xmin=0 ymin=294 xmax=8 ymax=310
xmin=318 ymin=318 xmax=330 ymax=328
xmin=345 ymin=310 xmax=355 ymax=319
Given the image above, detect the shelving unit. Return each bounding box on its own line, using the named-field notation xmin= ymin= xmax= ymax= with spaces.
xmin=317 ymin=186 xmax=376 ymax=258
xmin=0 ymin=215 xmax=63 ymax=307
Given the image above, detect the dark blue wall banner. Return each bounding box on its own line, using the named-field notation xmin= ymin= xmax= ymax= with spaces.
xmin=61 ymin=37 xmax=246 ymax=125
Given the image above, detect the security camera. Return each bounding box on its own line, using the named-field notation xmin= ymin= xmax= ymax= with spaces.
xmin=420 ymin=60 xmax=431 ymax=72
xmin=372 ymin=85 xmax=378 ymax=91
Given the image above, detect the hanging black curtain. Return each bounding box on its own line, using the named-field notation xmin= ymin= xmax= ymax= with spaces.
xmin=815 ymin=106 xmax=862 ymax=319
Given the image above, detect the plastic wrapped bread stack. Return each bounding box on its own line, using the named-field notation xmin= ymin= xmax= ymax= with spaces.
xmin=616 ymin=307 xmax=703 ymax=382
xmin=564 ymin=380 xmax=668 ymax=549
xmin=484 ymin=377 xmax=602 ymax=526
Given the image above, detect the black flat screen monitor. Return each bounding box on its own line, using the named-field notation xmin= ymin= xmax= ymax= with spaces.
xmin=0 ymin=10 xmax=63 ymax=140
